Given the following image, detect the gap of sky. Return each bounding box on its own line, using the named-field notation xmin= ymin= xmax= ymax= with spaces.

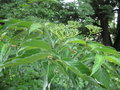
xmin=64 ymin=0 xmax=74 ymax=3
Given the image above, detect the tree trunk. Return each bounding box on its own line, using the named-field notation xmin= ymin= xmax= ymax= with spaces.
xmin=113 ymin=5 xmax=120 ymax=51
xmin=100 ymin=17 xmax=112 ymax=46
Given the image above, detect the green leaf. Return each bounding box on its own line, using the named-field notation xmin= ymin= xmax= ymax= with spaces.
xmin=61 ymin=59 xmax=91 ymax=75
xmin=17 ymin=20 xmax=33 ymax=28
xmin=29 ymin=23 xmax=41 ymax=33
xmin=72 ymin=61 xmax=91 ymax=75
xmin=58 ymin=60 xmax=101 ymax=87
xmin=97 ymin=46 xmax=118 ymax=55
xmin=1 ymin=44 xmax=9 ymax=57
xmin=56 ymin=62 xmax=68 ymax=75
xmin=87 ymin=42 xmax=104 ymax=49
xmin=0 ymin=44 xmax=9 ymax=62
xmin=2 ymin=19 xmax=32 ymax=29
xmin=48 ymin=62 xmax=56 ymax=82
xmin=59 ymin=60 xmax=87 ymax=76
xmin=91 ymin=54 xmax=105 ymax=76
xmin=105 ymin=56 xmax=120 ymax=65
xmin=65 ymin=38 xmax=86 ymax=45
xmin=22 ymin=39 xmax=52 ymax=51
xmin=0 ymin=42 xmax=4 ymax=51
xmin=19 ymin=49 xmax=40 ymax=58
xmin=94 ymin=68 xmax=110 ymax=88
xmin=1 ymin=52 xmax=50 ymax=68
xmin=87 ymin=42 xmax=118 ymax=55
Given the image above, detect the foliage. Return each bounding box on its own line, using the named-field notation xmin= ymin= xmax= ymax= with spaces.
xmin=0 ymin=19 xmax=120 ymax=89
xmin=0 ymin=0 xmax=95 ymax=24
xmin=0 ymin=0 xmax=120 ymax=90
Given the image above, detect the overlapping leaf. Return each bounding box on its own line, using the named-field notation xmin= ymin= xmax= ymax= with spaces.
xmin=58 ymin=59 xmax=101 ymax=87
xmin=91 ymin=54 xmax=105 ymax=75
xmin=0 ymin=52 xmax=50 ymax=68
xmin=93 ymin=68 xmax=110 ymax=88
xmin=22 ymin=39 xmax=52 ymax=51
xmin=105 ymin=56 xmax=120 ymax=65
xmin=65 ymin=38 xmax=86 ymax=45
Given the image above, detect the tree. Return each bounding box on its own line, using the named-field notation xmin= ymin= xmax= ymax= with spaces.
xmin=91 ymin=0 xmax=117 ymax=46
xmin=1 ymin=0 xmax=120 ymax=89
xmin=113 ymin=2 xmax=120 ymax=50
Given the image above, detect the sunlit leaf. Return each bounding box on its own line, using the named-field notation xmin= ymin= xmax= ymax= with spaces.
xmin=105 ymin=56 xmax=120 ymax=65
xmin=29 ymin=23 xmax=41 ymax=33
xmin=65 ymin=38 xmax=86 ymax=45
xmin=97 ymin=46 xmax=118 ymax=55
xmin=87 ymin=42 xmax=104 ymax=50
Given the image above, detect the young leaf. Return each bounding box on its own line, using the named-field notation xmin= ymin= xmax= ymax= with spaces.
xmin=105 ymin=56 xmax=120 ymax=65
xmin=97 ymin=46 xmax=118 ymax=55
xmin=91 ymin=54 xmax=105 ymax=76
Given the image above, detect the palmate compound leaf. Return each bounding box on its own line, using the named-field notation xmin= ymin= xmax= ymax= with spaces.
xmin=22 ymin=39 xmax=52 ymax=51
xmin=58 ymin=60 xmax=102 ymax=88
xmin=91 ymin=54 xmax=105 ymax=76
xmin=0 ymin=52 xmax=50 ymax=68
xmin=93 ymin=68 xmax=110 ymax=88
